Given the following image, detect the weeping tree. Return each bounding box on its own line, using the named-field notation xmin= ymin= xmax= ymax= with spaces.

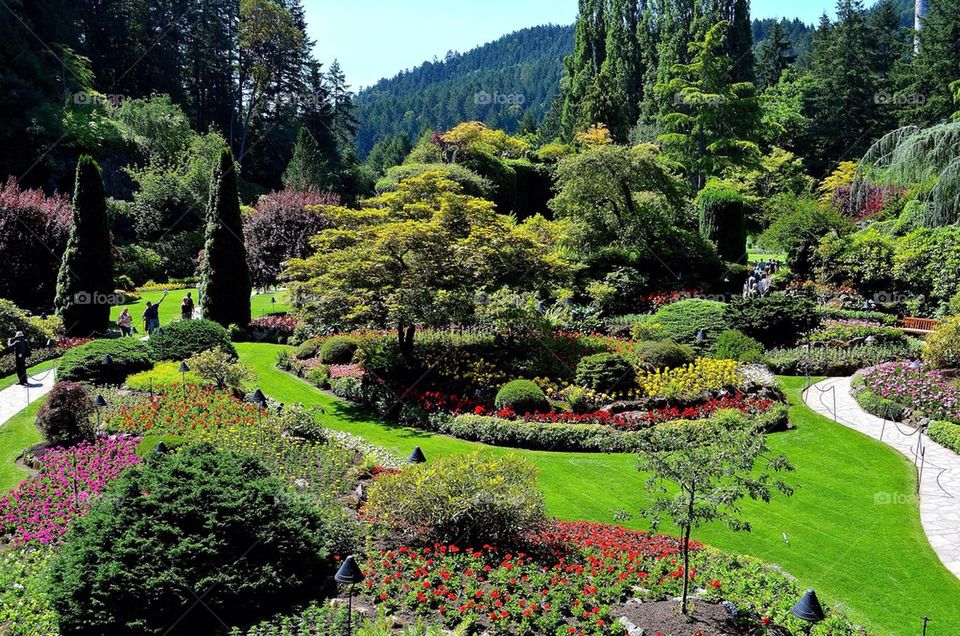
xmin=851 ymin=122 xmax=960 ymax=227
xmin=696 ymin=180 xmax=747 ymax=264
xmin=55 ymin=156 xmax=114 ymax=336
xmin=200 ymin=149 xmax=251 ymax=327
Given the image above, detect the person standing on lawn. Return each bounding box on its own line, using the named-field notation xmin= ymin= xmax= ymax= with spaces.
xmin=142 ymin=290 xmax=169 ymax=335
xmin=180 ymin=292 xmax=194 ymax=321
xmin=5 ymin=331 xmax=30 ymax=385
xmin=117 ymin=308 xmax=133 ymax=336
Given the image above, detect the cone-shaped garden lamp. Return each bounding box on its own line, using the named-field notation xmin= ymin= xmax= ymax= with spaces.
xmin=791 ymin=589 xmax=825 ymax=623
xmin=93 ymin=394 xmax=107 ymax=429
xmin=335 ymin=555 xmax=365 ymax=636
xmin=408 ymin=446 xmax=426 ymax=464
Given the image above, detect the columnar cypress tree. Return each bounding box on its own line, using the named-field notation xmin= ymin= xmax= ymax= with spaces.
xmin=199 ymin=148 xmax=251 ymax=328
xmin=55 ymin=156 xmax=114 ymax=337
xmin=696 ymin=181 xmax=747 ymax=264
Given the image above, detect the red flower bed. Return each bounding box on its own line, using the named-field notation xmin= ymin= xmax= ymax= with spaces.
xmin=637 ymin=289 xmax=705 ymax=311
xmin=637 ymin=394 xmax=775 ymax=425
xmin=56 ymin=337 xmax=93 ymax=351
xmin=105 ymin=384 xmax=261 ymax=435
xmin=357 ymin=521 xmax=699 ymax=635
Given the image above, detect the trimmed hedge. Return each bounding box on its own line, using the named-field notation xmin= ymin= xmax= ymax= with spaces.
xmin=575 ymin=354 xmax=636 ymax=393
xmin=712 ymin=329 xmax=764 ymax=363
xmin=764 ymin=343 xmax=917 ymax=376
xmin=928 ymin=421 xmax=960 ymax=455
xmin=635 ymin=299 xmax=730 ymax=345
xmin=58 ymin=338 xmax=153 ymax=385
xmin=438 ymin=414 xmax=649 ymax=452
xmin=148 ymin=319 xmax=236 ymax=361
xmin=633 ymin=340 xmax=694 ymax=370
xmin=728 ymin=295 xmax=819 ymax=348
xmin=318 ymin=336 xmax=358 ymax=364
xmin=495 ymin=379 xmax=549 ymax=414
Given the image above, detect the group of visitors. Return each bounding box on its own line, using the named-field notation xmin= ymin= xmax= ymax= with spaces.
xmin=116 ymin=291 xmax=195 ymax=337
xmin=743 ymin=259 xmax=781 ymax=298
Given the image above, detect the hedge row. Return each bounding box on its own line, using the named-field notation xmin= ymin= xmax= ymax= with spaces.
xmin=928 ymin=421 xmax=960 ymax=455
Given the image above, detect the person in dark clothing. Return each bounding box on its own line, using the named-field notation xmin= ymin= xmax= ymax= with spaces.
xmin=6 ymin=331 xmax=30 ymax=385
xmin=142 ymin=290 xmax=169 ymax=335
xmin=180 ymin=292 xmax=194 ymax=321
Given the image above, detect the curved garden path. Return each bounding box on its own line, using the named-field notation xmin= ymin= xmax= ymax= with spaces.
xmin=0 ymin=369 xmax=56 ymax=427
xmin=804 ymin=376 xmax=960 ymax=578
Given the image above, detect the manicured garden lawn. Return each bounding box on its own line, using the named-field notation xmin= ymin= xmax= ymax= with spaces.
xmin=237 ymin=341 xmax=960 ymax=636
xmin=0 ymin=359 xmax=56 ymax=392
xmin=0 ymin=360 xmax=58 ymax=491
xmin=109 ymin=288 xmax=289 ymax=328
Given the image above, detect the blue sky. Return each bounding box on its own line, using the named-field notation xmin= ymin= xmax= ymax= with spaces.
xmin=305 ymin=0 xmax=839 ymax=88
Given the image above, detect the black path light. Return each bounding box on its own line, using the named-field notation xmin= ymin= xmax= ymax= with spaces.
xmin=408 ymin=446 xmax=426 ymax=464
xmin=179 ymin=361 xmax=190 ymax=395
xmin=93 ymin=394 xmax=107 ymax=430
xmin=102 ymin=354 xmax=113 ymax=366
xmin=335 ymin=555 xmax=365 ymax=636
xmin=791 ymin=589 xmax=826 ymax=625
xmin=253 ymin=388 xmax=266 ymax=406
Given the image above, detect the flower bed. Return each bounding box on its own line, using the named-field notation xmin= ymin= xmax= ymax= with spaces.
xmin=636 ymin=358 xmax=741 ymax=400
xmin=635 ymin=394 xmax=776 ymax=424
xmin=0 ymin=437 xmax=141 ymax=546
xmin=857 ymin=362 xmax=960 ymax=422
xmin=353 ymin=520 xmax=858 ymax=636
xmin=247 ymin=314 xmax=300 ymax=343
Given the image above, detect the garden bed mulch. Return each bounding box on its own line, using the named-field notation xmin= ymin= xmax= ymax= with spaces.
xmin=613 ymin=598 xmax=745 ymax=635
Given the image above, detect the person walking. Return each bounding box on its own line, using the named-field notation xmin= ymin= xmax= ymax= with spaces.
xmin=117 ymin=308 xmax=133 ymax=336
xmin=6 ymin=331 xmax=30 ymax=386
xmin=180 ymin=292 xmax=194 ymax=321
xmin=142 ymin=291 xmax=168 ymax=335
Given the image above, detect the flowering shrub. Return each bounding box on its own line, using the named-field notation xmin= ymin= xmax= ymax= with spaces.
xmin=637 ymin=394 xmax=776 ymax=424
xmin=248 ymin=314 xmax=300 ymax=343
xmin=56 ymin=337 xmax=93 ymax=351
xmin=636 ymin=289 xmax=706 ymax=311
xmin=859 ymin=362 xmax=960 ymax=421
xmin=636 ymin=358 xmax=742 ymax=400
xmin=0 ymin=437 xmax=141 ymax=546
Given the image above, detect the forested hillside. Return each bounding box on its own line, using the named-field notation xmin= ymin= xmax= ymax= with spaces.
xmin=355 ymin=25 xmax=573 ymax=156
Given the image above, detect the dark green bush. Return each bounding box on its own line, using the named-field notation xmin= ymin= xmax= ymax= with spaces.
xmin=633 ymin=340 xmax=695 ymax=370
xmin=295 ymin=337 xmax=324 ymax=360
xmin=49 ymin=444 xmax=350 ymax=635
xmin=495 ymin=379 xmax=549 ymax=414
xmin=575 ymin=353 xmax=636 ymax=393
xmin=148 ymin=318 xmax=235 ymax=361
xmin=364 ymin=451 xmax=545 ymax=546
xmin=712 ymin=329 xmax=765 ymax=363
xmin=58 ymin=338 xmax=153 ymax=385
xmin=638 ymin=299 xmax=731 ymax=345
xmin=318 ymin=335 xmax=358 ymax=364
xmin=728 ymin=295 xmax=819 ymax=348
xmin=697 ymin=181 xmax=747 ymax=264
xmin=36 ymin=381 xmax=96 ymax=445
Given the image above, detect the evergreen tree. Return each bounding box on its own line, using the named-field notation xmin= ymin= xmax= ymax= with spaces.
xmin=283 ymin=127 xmax=333 ymax=191
xmin=327 ymin=60 xmax=359 ymax=148
xmin=55 ymin=156 xmax=114 ymax=337
xmin=756 ymin=20 xmax=794 ymax=88
xmin=200 ymin=149 xmax=252 ymax=328
xmin=726 ymin=0 xmax=755 ymax=84
xmin=599 ymin=0 xmax=642 ymax=140
xmin=896 ymin=0 xmax=960 ymax=125
xmin=562 ymin=0 xmax=607 ymax=136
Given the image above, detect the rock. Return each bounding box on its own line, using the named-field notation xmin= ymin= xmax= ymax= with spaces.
xmin=617 ymin=615 xmax=645 ymax=636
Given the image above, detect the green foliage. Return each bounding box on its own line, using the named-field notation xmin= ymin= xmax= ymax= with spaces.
xmin=49 ymin=444 xmax=346 ymax=635
xmin=55 ymin=156 xmax=114 ymax=337
xmin=641 ymin=299 xmax=731 ymax=345
xmin=697 ymin=180 xmax=748 ymax=263
xmin=851 ymin=376 xmax=908 ymax=422
xmin=58 ymin=338 xmax=153 ymax=385
xmin=764 ymin=343 xmax=918 ymax=376
xmin=199 ymin=149 xmax=252 ymax=328
xmin=306 ymin=364 xmax=330 ymax=388
xmin=816 ymin=227 xmax=896 ymax=294
xmin=186 ymin=347 xmax=252 ymax=391
xmin=0 ymin=298 xmax=61 ymax=344
xmin=148 ymin=319 xmax=235 ymax=361
xmin=495 ymin=379 xmax=549 ymax=414
xmin=283 ymin=127 xmax=335 ymax=192
xmin=757 ymin=195 xmax=850 ymax=277
xmin=924 ymin=314 xmax=960 ymax=369
xmin=229 ymin=602 xmax=353 ymax=636
xmin=574 ymin=353 xmax=636 ymax=393
xmin=712 ymin=329 xmax=765 ymax=363
xmin=0 ymin=546 xmax=58 ymax=635
xmin=364 ymin=451 xmax=546 ymax=546
xmin=375 ymin=163 xmax=493 ymax=198
xmin=319 ymin=335 xmax=358 ymax=364
xmin=125 ymin=362 xmax=202 ymax=391
xmin=434 ymin=414 xmax=649 ymax=452
xmin=36 ymin=381 xmax=96 ymax=445
xmin=135 ymin=435 xmax=189 ymax=458
xmin=632 ymin=339 xmax=696 ymax=370
xmin=928 ymin=421 xmax=960 ymax=455
xmin=728 ymin=295 xmax=818 ymax=348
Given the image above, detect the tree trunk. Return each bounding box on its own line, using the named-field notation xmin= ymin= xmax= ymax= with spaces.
xmin=681 ymin=490 xmax=694 ymax=615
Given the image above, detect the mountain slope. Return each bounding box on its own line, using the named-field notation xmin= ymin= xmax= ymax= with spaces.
xmin=355 ymin=24 xmax=573 ymax=156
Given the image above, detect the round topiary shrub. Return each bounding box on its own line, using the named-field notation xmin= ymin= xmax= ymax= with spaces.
xmin=36 ymin=381 xmax=96 ymax=445
xmin=148 ymin=318 xmax=236 ymax=361
xmin=646 ymin=299 xmax=731 ymax=345
xmin=364 ymin=450 xmax=545 ymax=546
xmin=575 ymin=353 xmax=636 ymax=394
xmin=495 ymin=379 xmax=549 ymax=415
xmin=295 ymin=337 xmax=324 ymax=360
xmin=318 ymin=335 xmax=358 ymax=364
xmin=58 ymin=338 xmax=153 ymax=385
xmin=634 ymin=340 xmax=695 ymax=370
xmin=49 ymin=444 xmax=351 ymax=635
xmin=728 ymin=295 xmax=818 ymax=348
xmin=712 ymin=329 xmax=765 ymax=363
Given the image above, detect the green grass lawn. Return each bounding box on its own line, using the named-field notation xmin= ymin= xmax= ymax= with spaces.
xmin=0 ymin=359 xmax=59 ymax=491
xmin=237 ymin=341 xmax=960 ymax=636
xmin=109 ymin=288 xmax=290 ymax=329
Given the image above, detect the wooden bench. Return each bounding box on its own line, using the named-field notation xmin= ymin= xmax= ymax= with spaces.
xmin=900 ymin=317 xmax=939 ymax=336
